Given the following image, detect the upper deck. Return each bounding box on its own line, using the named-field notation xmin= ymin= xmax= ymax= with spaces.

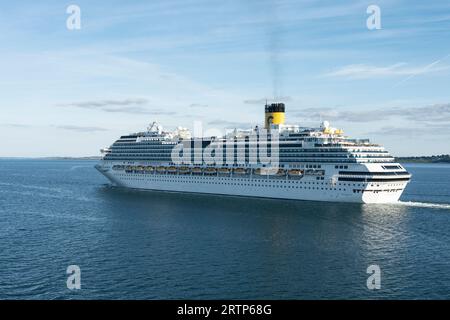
xmin=102 ymin=121 xmax=394 ymax=165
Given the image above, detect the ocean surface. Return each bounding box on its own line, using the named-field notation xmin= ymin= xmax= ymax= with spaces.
xmin=1 ymin=160 xmax=450 ymax=300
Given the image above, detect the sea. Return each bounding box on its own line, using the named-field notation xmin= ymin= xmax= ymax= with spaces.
xmin=0 ymin=159 xmax=449 ymax=299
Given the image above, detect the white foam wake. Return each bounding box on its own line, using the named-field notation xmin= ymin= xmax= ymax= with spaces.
xmin=397 ymin=201 xmax=450 ymax=210
xmin=69 ymin=165 xmax=91 ymax=171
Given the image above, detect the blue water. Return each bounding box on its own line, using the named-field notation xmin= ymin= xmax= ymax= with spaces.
xmin=0 ymin=160 xmax=450 ymax=299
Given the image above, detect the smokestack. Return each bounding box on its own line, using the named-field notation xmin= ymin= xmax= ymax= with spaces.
xmin=265 ymin=102 xmax=285 ymax=129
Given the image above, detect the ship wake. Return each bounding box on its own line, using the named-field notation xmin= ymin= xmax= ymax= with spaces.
xmin=396 ymin=201 xmax=450 ymax=210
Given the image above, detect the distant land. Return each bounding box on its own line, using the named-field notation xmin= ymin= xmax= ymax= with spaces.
xmin=396 ymin=154 xmax=450 ymax=163
xmin=41 ymin=156 xmax=102 ymax=160
xmin=0 ymin=156 xmax=102 ymax=160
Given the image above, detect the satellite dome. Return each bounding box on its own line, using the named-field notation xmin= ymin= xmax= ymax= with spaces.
xmin=321 ymin=121 xmax=330 ymax=129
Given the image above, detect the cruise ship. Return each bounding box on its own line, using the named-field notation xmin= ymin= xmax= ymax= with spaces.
xmin=95 ymin=103 xmax=411 ymax=203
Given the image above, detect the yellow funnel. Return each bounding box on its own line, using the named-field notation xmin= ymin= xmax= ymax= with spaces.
xmin=265 ymin=103 xmax=285 ymax=129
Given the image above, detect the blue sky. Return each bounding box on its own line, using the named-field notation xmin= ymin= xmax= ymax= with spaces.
xmin=1 ymin=0 xmax=450 ymax=157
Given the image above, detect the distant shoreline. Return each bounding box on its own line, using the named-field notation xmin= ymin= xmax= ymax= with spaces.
xmin=396 ymin=155 xmax=450 ymax=164
xmin=0 ymin=156 xmax=102 ymax=160
xmin=41 ymin=156 xmax=102 ymax=160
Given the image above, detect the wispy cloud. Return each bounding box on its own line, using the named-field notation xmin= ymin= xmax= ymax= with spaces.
xmin=189 ymin=103 xmax=209 ymax=108
xmin=101 ymin=106 xmax=176 ymax=115
xmin=54 ymin=125 xmax=108 ymax=132
xmin=393 ymin=54 xmax=450 ymax=87
xmin=324 ymin=63 xmax=449 ymax=79
xmin=208 ymin=119 xmax=254 ymax=129
xmin=1 ymin=123 xmax=32 ymax=128
xmin=366 ymin=125 xmax=450 ymax=137
xmin=293 ymin=108 xmax=388 ymax=122
xmin=58 ymin=98 xmax=176 ymax=115
xmin=398 ymin=103 xmax=450 ymax=122
xmin=59 ymin=98 xmax=148 ymax=109
xmin=1 ymin=123 xmax=109 ymax=132
xmin=294 ymin=103 xmax=450 ymax=123
xmin=244 ymin=96 xmax=292 ymax=104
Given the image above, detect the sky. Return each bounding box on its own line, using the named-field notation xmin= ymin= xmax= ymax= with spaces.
xmin=1 ymin=0 xmax=450 ymax=157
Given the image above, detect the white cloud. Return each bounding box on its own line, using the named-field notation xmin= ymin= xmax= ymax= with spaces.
xmin=293 ymin=103 xmax=450 ymax=123
xmin=324 ymin=62 xmax=449 ymax=79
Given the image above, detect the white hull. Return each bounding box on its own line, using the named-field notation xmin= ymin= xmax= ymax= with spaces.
xmin=96 ymin=162 xmax=408 ymax=204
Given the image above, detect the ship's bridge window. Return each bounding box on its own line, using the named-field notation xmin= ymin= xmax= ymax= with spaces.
xmin=382 ymin=165 xmax=402 ymax=170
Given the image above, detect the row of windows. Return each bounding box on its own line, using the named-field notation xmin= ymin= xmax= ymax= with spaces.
xmin=119 ymin=176 xmax=348 ymax=191
xmin=117 ymin=176 xmax=407 ymax=190
xmin=104 ymin=156 xmax=391 ymax=164
xmin=108 ymin=154 xmax=391 ymax=162
xmin=382 ymin=165 xmax=402 ymax=170
xmin=107 ymin=150 xmax=391 ymax=158
xmin=353 ymin=189 xmax=403 ymax=193
xmin=116 ymin=173 xmax=403 ymax=187
xmin=338 ymin=177 xmax=411 ymax=182
xmin=339 ymin=171 xmax=409 ymax=176
xmin=110 ymin=144 xmax=388 ymax=155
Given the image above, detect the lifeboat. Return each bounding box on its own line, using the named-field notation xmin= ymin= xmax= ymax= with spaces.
xmin=144 ymin=166 xmax=154 ymax=172
xmin=179 ymin=167 xmax=190 ymax=174
xmin=233 ymin=168 xmax=247 ymax=175
xmin=218 ymin=168 xmax=230 ymax=174
xmin=288 ymin=169 xmax=303 ymax=176
xmin=192 ymin=167 xmax=203 ymax=174
xmin=305 ymin=169 xmax=325 ymax=176
xmin=255 ymin=168 xmax=281 ymax=176
xmin=204 ymin=167 xmax=217 ymax=174
xmin=167 ymin=166 xmax=177 ymax=173
xmin=254 ymin=168 xmax=265 ymax=175
xmin=156 ymin=166 xmax=166 ymax=173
